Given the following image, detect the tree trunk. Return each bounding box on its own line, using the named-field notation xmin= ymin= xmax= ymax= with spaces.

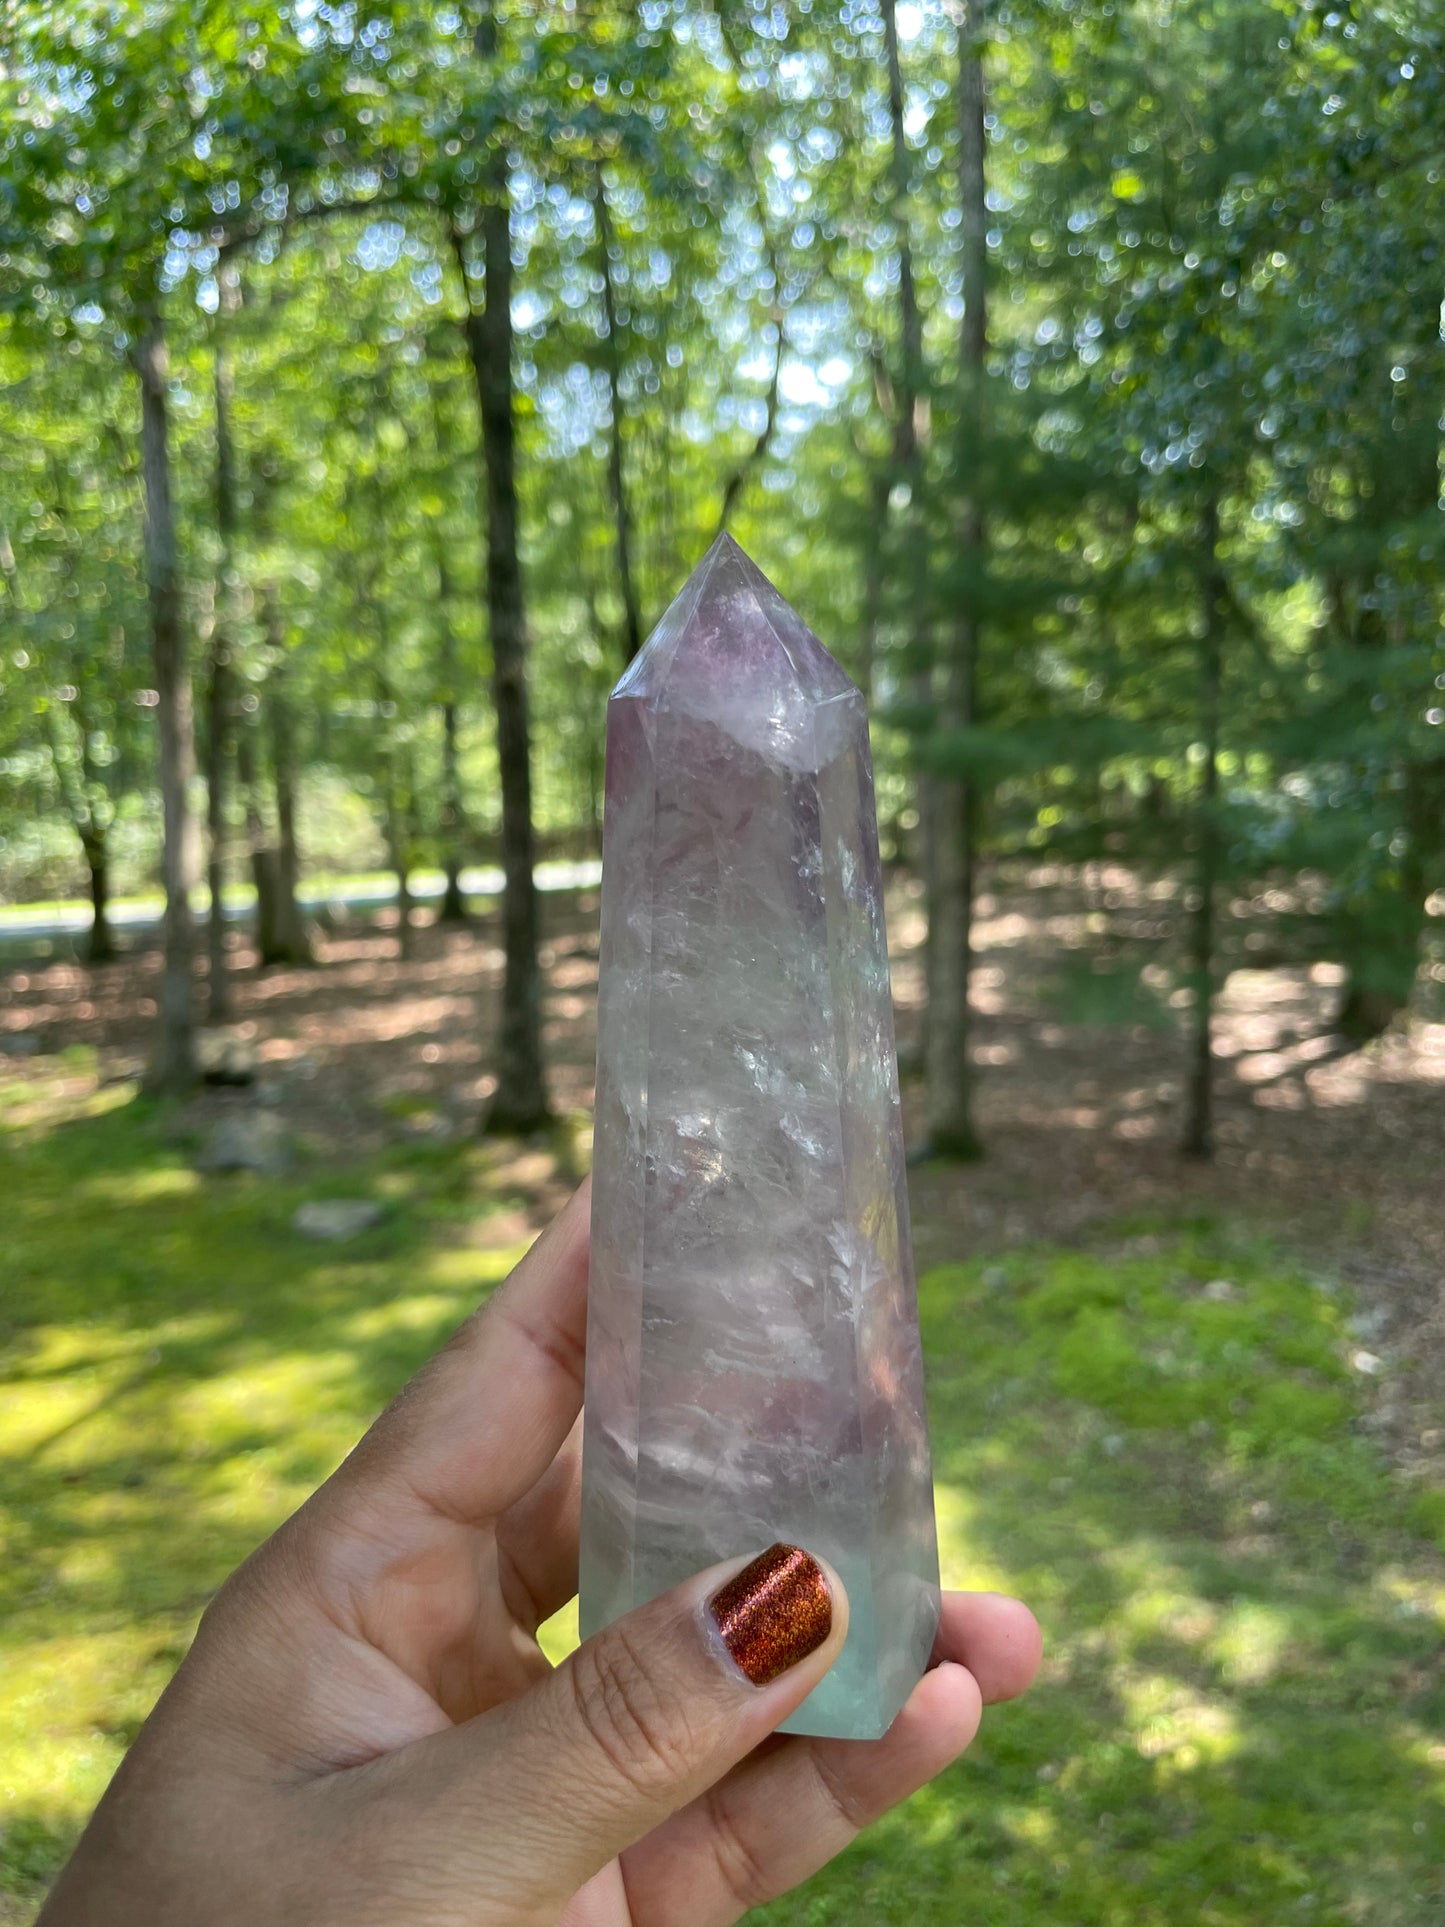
xmin=857 ymin=469 xmax=891 ymax=705
xmin=714 ymin=300 xmax=783 ymax=538
xmin=923 ymin=0 xmax=988 ymax=1160
xmin=881 ymin=0 xmax=939 ymax=1076
xmin=272 ymin=723 xmax=311 ymax=964
xmin=391 ymin=797 xmax=412 ymax=955
xmin=883 ymin=0 xmax=925 ymax=463
xmin=378 ymin=669 xmax=414 ymax=961
xmin=134 ymin=304 xmax=195 ymax=1093
xmin=593 ymin=163 xmax=644 ymax=665
xmin=454 ymin=7 xmax=551 ymax=1132
xmin=1334 ymin=754 xmax=1437 ymax=1041
xmin=439 ymin=697 xmax=468 ymax=923
xmin=82 ymin=831 xmax=116 ymax=965
xmin=264 ymin=590 xmax=314 ymax=967
xmin=925 ymin=607 xmax=981 ymax=1157
xmin=710 ymin=10 xmax=789 ymax=543
xmin=207 ymin=294 xmax=239 ymax=1023
xmin=205 ymin=635 xmax=232 ymax=1018
xmin=1181 ymin=496 xmax=1226 ymax=1161
xmin=5 ymin=526 xmax=124 ymax=967
xmin=1332 ymin=410 xmax=1440 ymax=1042
xmin=41 ymin=689 xmax=120 ymax=969
xmin=236 ymin=722 xmax=282 ymax=966
xmin=1335 ymin=960 xmax=1420 ymax=1043
xmin=389 ymin=798 xmax=414 ymax=961
xmin=435 ymin=547 xmax=468 ymax=922
xmin=396 ymin=862 xmax=414 ymax=959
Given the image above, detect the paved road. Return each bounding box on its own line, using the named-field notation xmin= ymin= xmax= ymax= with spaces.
xmin=0 ymin=860 xmax=604 ymax=943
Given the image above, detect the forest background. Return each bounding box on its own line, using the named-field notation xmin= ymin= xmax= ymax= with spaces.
xmin=2 ymin=3 xmax=1443 ymax=1923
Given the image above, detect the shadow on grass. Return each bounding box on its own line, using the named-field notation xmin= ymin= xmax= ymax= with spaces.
xmin=756 ymin=1228 xmax=1445 ymax=1927
xmin=3 ymin=1097 xmax=1443 ymax=1924
xmin=2 ymin=1093 xmax=544 ymax=1905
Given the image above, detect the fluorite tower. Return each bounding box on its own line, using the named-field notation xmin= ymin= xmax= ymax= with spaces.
xmin=579 ymin=534 xmax=939 ymax=1739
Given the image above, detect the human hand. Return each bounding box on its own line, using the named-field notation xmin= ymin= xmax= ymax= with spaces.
xmin=40 ymin=1181 xmax=1041 ymax=1926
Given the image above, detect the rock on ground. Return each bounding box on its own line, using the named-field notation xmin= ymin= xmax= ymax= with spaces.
xmin=197 ymin=1028 xmax=258 ymax=1085
xmin=293 ymin=1198 xmax=386 ymax=1240
xmin=197 ymin=1111 xmax=290 ymax=1175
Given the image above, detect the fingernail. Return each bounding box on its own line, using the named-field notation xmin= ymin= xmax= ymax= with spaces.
xmin=708 ymin=1543 xmax=832 ymax=1685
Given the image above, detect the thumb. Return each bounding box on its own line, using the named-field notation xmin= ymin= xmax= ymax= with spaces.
xmin=390 ymin=1545 xmax=847 ymax=1915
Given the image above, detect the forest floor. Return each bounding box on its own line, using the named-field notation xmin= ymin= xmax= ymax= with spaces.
xmin=2 ymin=869 xmax=1443 ymax=1923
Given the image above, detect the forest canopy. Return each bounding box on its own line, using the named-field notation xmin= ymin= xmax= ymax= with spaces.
xmin=1 ymin=0 xmax=1441 ymax=1149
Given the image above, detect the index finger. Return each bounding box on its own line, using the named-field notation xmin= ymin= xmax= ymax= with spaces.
xmin=615 ymin=1587 xmax=1041 ymax=1927
xmin=933 ymin=1590 xmax=1042 ymax=1704
xmin=332 ymin=1178 xmax=592 ymax=1529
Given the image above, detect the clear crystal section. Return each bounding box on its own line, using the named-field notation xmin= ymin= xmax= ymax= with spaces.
xmin=579 ymin=534 xmax=940 ymax=1739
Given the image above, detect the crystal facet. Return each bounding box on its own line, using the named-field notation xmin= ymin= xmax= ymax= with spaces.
xmin=579 ymin=534 xmax=940 ymax=1739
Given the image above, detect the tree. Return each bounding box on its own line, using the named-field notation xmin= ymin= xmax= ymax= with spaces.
xmin=2 ymin=4 xmax=243 ymax=1086
xmin=446 ymin=4 xmax=551 ymax=1132
xmin=132 ymin=306 xmax=197 ymax=1088
xmin=1181 ymin=496 xmax=1226 ymax=1160
xmin=923 ymin=0 xmax=990 ymax=1161
xmin=206 ymin=274 xmax=242 ymax=1019
xmin=591 ymin=164 xmax=645 ymax=665
xmin=3 ymin=0 xmax=1439 ymax=1150
xmin=0 ymin=323 xmax=151 ymax=961
xmin=1264 ymin=3 xmax=1445 ymax=1039
xmin=257 ymin=585 xmax=314 ymax=967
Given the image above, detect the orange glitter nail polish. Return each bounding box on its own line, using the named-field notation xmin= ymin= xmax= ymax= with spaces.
xmin=709 ymin=1544 xmax=833 ymax=1685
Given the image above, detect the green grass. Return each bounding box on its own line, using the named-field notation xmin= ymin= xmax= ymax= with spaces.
xmin=2 ymin=1091 xmax=1442 ymax=1924
xmin=756 ymin=1239 xmax=1445 ymax=1927
xmin=0 ymin=1088 xmax=545 ymax=1910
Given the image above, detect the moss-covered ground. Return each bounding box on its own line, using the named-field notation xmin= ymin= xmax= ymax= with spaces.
xmin=3 ymin=1079 xmax=1442 ymax=1924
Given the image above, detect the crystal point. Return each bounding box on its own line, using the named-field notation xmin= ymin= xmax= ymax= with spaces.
xmin=580 ymin=535 xmax=940 ymax=1739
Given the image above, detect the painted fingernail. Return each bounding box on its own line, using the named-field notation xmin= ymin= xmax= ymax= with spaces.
xmin=709 ymin=1543 xmax=832 ymax=1685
